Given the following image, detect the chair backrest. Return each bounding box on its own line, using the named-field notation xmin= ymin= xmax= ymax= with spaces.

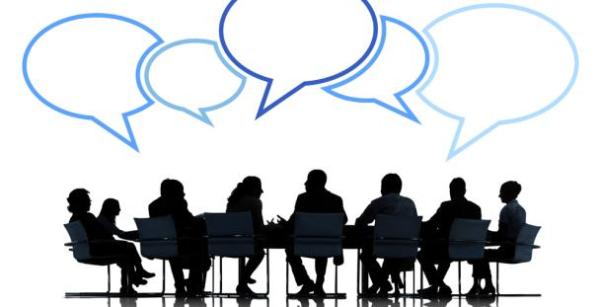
xmin=293 ymin=212 xmax=344 ymax=258
xmin=373 ymin=215 xmax=422 ymax=259
xmin=64 ymin=222 xmax=92 ymax=261
xmin=512 ymin=224 xmax=541 ymax=262
xmin=204 ymin=212 xmax=255 ymax=257
xmin=448 ymin=218 xmax=490 ymax=260
xmin=135 ymin=216 xmax=179 ymax=259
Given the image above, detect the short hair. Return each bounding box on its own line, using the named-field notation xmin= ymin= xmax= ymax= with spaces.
xmin=381 ymin=173 xmax=402 ymax=194
xmin=501 ymin=181 xmax=522 ymax=200
xmin=67 ymin=188 xmax=90 ymax=213
xmin=160 ymin=178 xmax=184 ymax=197
xmin=307 ymin=169 xmax=327 ymax=188
xmin=449 ymin=177 xmax=466 ymax=196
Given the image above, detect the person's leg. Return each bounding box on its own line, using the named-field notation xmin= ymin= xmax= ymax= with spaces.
xmin=169 ymin=258 xmax=187 ymax=294
xmin=314 ymin=257 xmax=327 ymax=288
xmin=359 ymin=252 xmax=384 ymax=289
xmin=286 ymin=247 xmax=311 ymax=286
xmin=417 ymin=250 xmax=439 ymax=288
xmin=242 ymin=249 xmax=265 ymax=284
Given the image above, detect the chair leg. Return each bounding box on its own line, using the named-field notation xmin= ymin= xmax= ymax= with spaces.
xmin=496 ymin=262 xmax=500 ymax=296
xmin=420 ymin=266 xmax=423 ymax=290
xmin=412 ymin=268 xmax=416 ymax=295
xmin=458 ymin=261 xmax=462 ymax=296
xmin=403 ymin=271 xmax=407 ymax=295
xmin=161 ymin=260 xmax=166 ymax=295
xmin=335 ymin=264 xmax=339 ymax=295
xmin=356 ymin=249 xmax=360 ymax=296
xmin=107 ymin=265 xmax=111 ymax=293
xmin=266 ymin=249 xmax=270 ymax=295
xmin=212 ymin=257 xmax=215 ymax=295
xmin=286 ymin=260 xmax=290 ymax=296
xmin=219 ymin=256 xmax=223 ymax=294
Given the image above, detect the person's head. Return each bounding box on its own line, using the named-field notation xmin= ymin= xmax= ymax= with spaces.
xmin=499 ymin=181 xmax=521 ymax=203
xmin=449 ymin=177 xmax=466 ymax=201
xmin=67 ymin=188 xmax=91 ymax=214
xmin=99 ymin=198 xmax=121 ymax=218
xmin=305 ymin=169 xmax=327 ymax=193
xmin=381 ymin=173 xmax=402 ymax=195
xmin=160 ymin=178 xmax=185 ymax=199
xmin=242 ymin=176 xmax=263 ymax=198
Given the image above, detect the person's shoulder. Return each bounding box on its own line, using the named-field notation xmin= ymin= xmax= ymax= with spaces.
xmin=399 ymin=194 xmax=415 ymax=204
xmin=467 ymin=199 xmax=481 ymax=210
xmin=326 ymin=190 xmax=343 ymax=202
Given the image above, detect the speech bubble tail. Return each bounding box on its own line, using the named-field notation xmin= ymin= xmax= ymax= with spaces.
xmin=256 ymin=80 xmax=301 ymax=119
xmin=374 ymin=95 xmax=420 ymax=124
xmin=93 ymin=114 xmax=139 ymax=151
xmin=195 ymin=109 xmax=214 ymax=127
xmin=447 ymin=119 xmax=496 ymax=160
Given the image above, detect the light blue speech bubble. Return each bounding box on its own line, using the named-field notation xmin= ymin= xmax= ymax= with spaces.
xmin=143 ymin=39 xmax=246 ymax=126
xmin=323 ymin=15 xmax=429 ymax=124
xmin=417 ymin=3 xmax=579 ymax=160
xmin=22 ymin=13 xmax=163 ymax=151
xmin=219 ymin=0 xmax=379 ymax=119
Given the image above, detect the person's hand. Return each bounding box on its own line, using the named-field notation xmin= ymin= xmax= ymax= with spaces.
xmin=276 ymin=215 xmax=287 ymax=224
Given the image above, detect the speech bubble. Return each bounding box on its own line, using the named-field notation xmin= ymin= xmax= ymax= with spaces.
xmin=417 ymin=4 xmax=578 ymax=160
xmin=323 ymin=15 xmax=429 ymax=124
xmin=219 ymin=0 xmax=378 ymax=118
xmin=143 ymin=39 xmax=246 ymax=126
xmin=22 ymin=13 xmax=163 ymax=151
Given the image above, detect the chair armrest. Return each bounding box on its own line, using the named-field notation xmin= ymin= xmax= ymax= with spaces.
xmin=64 ymin=239 xmax=120 ymax=246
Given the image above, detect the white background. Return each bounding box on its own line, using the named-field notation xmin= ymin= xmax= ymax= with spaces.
xmin=1 ymin=1 xmax=599 ymax=306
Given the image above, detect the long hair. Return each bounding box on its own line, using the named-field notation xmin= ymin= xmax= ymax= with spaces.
xmin=227 ymin=176 xmax=261 ymax=208
xmin=99 ymin=198 xmax=120 ymax=224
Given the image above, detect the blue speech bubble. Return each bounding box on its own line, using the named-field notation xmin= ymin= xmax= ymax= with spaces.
xmin=22 ymin=13 xmax=163 ymax=151
xmin=143 ymin=38 xmax=247 ymax=126
xmin=417 ymin=3 xmax=579 ymax=160
xmin=219 ymin=0 xmax=379 ymax=119
xmin=323 ymin=15 xmax=429 ymax=124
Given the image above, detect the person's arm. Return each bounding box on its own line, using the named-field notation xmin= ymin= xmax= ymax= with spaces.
xmin=253 ymin=200 xmax=266 ymax=232
xmin=338 ymin=196 xmax=348 ymax=224
xmin=355 ymin=200 xmax=377 ymax=227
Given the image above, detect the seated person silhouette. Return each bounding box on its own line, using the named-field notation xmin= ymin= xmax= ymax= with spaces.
xmin=356 ymin=173 xmax=418 ymax=296
xmin=67 ymin=188 xmax=149 ymax=295
xmin=225 ymin=176 xmax=266 ymax=296
xmin=148 ymin=179 xmax=210 ymax=297
xmin=468 ymin=181 xmax=526 ymax=297
xmin=97 ymin=198 xmax=155 ymax=277
xmin=417 ymin=178 xmax=481 ymax=298
xmin=278 ymin=169 xmax=347 ymax=297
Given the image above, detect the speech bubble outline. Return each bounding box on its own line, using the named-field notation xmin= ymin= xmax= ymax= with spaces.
xmin=143 ymin=38 xmax=247 ymax=126
xmin=219 ymin=0 xmax=379 ymax=119
xmin=416 ymin=3 xmax=579 ymax=160
xmin=22 ymin=13 xmax=163 ymax=151
xmin=322 ymin=15 xmax=430 ymax=124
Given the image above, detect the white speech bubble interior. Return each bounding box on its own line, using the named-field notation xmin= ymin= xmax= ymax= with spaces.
xmin=422 ymin=8 xmax=575 ymax=131
xmin=222 ymin=0 xmax=375 ymax=103
xmin=146 ymin=42 xmax=243 ymax=112
xmin=25 ymin=18 xmax=157 ymax=137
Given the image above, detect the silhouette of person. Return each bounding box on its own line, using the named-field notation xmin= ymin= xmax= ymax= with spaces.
xmin=97 ymin=198 xmax=155 ymax=278
xmin=280 ymin=169 xmax=347 ymax=297
xmin=468 ymin=181 xmax=526 ymax=297
xmin=356 ymin=173 xmax=418 ymax=296
xmin=226 ymin=176 xmax=266 ymax=296
xmin=67 ymin=188 xmax=148 ymax=295
xmin=148 ymin=179 xmax=210 ymax=297
xmin=417 ymin=178 xmax=481 ymax=298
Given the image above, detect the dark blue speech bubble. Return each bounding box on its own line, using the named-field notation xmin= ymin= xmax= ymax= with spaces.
xmin=219 ymin=0 xmax=379 ymax=119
